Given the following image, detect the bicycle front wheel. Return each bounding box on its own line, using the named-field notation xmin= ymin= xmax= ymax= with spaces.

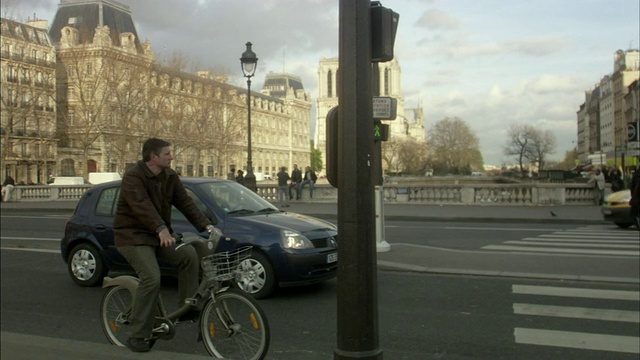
xmin=201 ymin=288 xmax=270 ymax=359
xmin=100 ymin=285 xmax=133 ymax=347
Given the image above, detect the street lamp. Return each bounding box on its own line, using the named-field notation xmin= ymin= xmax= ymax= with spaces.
xmin=240 ymin=42 xmax=258 ymax=192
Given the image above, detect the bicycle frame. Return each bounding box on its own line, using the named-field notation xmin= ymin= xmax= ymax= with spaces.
xmin=102 ymin=231 xmax=234 ymax=338
xmin=100 ymin=231 xmax=270 ymax=359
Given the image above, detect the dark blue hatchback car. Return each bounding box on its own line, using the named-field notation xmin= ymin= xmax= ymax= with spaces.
xmin=60 ymin=178 xmax=338 ymax=298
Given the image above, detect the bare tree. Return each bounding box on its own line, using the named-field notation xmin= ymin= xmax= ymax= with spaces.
xmin=101 ymin=59 xmax=150 ymax=173
xmin=427 ymin=117 xmax=483 ymax=175
xmin=503 ymin=124 xmax=556 ymax=174
xmin=503 ymin=124 xmax=537 ymax=176
xmin=56 ymin=52 xmax=112 ymax=177
xmin=397 ymin=138 xmax=429 ymax=175
xmin=530 ymin=129 xmax=556 ymax=173
xmin=381 ymin=139 xmax=402 ymax=174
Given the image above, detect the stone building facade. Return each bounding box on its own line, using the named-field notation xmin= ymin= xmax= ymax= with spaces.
xmin=1 ymin=17 xmax=58 ymax=184
xmin=578 ymin=49 xmax=640 ymax=168
xmin=1 ymin=0 xmax=311 ymax=182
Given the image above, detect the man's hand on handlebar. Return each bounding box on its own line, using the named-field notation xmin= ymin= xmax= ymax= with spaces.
xmin=205 ymin=224 xmax=224 ymax=239
xmin=158 ymin=228 xmax=175 ymax=247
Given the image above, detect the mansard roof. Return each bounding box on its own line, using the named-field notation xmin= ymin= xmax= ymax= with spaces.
xmin=49 ymin=0 xmax=142 ymax=52
xmin=1 ymin=18 xmax=53 ymax=47
xmin=262 ymin=72 xmax=305 ymax=98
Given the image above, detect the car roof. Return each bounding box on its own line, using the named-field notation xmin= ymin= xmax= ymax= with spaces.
xmin=89 ymin=177 xmax=230 ymax=190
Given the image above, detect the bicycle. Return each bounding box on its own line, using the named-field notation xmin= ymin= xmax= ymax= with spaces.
xmin=99 ymin=230 xmax=270 ymax=359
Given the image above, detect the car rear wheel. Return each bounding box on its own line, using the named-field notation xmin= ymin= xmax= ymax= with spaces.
xmin=68 ymin=243 xmax=107 ymax=287
xmin=235 ymin=251 xmax=276 ymax=299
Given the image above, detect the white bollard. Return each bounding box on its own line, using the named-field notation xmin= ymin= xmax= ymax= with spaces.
xmin=375 ymin=185 xmax=390 ymax=252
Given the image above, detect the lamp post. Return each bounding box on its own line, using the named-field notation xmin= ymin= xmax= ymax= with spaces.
xmin=240 ymin=42 xmax=258 ymax=192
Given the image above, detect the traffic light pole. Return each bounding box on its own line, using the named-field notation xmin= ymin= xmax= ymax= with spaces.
xmin=334 ymin=0 xmax=382 ymax=359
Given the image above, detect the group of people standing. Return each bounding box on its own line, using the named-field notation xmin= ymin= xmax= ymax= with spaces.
xmin=276 ymin=164 xmax=317 ymax=207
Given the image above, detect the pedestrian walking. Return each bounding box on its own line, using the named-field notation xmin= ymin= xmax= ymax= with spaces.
xmin=289 ymin=164 xmax=302 ymax=200
xmin=227 ymin=166 xmax=236 ymax=181
xmin=589 ymin=168 xmax=606 ymax=205
xmin=630 ymin=164 xmax=640 ymax=228
xmin=2 ymin=175 xmax=16 ymax=202
xmin=236 ymin=170 xmax=245 ymax=186
xmin=277 ymin=166 xmax=290 ymax=207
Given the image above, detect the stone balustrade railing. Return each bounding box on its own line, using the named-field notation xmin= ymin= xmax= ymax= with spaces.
xmin=8 ymin=182 xmax=598 ymax=206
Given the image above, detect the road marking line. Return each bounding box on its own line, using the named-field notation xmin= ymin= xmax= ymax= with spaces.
xmin=0 ymin=247 xmax=60 ymax=254
xmin=505 ymin=241 xmax=639 ymax=249
xmin=483 ymin=245 xmax=639 ymax=256
xmin=512 ymin=285 xmax=640 ymax=301
xmin=541 ymin=234 xmax=639 ymax=240
xmin=1 ymin=237 xmax=59 ymax=242
xmin=520 ymin=237 xmax=638 ymax=244
xmin=513 ymin=303 xmax=640 ymax=323
xmin=514 ymin=328 xmax=639 ymax=354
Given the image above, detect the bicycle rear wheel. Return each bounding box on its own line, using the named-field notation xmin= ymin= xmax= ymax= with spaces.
xmin=100 ymin=285 xmax=133 ymax=347
xmin=201 ymin=288 xmax=270 ymax=359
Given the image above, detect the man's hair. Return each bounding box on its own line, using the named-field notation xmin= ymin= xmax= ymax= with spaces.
xmin=142 ymin=138 xmax=171 ymax=162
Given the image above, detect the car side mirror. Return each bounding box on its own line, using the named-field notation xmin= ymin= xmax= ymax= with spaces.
xmin=205 ymin=208 xmax=218 ymax=225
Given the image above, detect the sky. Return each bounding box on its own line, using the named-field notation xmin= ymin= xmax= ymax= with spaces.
xmin=3 ymin=0 xmax=639 ymax=166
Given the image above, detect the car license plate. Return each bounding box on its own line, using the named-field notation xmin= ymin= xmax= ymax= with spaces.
xmin=603 ymin=209 xmax=612 ymax=215
xmin=327 ymin=252 xmax=338 ymax=263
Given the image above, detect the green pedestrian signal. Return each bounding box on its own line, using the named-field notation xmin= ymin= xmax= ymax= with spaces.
xmin=373 ymin=122 xmax=389 ymax=141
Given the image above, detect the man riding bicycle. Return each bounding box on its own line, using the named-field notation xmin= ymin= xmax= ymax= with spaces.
xmin=114 ymin=137 xmax=219 ymax=352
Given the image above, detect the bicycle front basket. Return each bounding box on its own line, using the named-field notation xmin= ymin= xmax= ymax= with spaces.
xmin=201 ymin=246 xmax=252 ymax=281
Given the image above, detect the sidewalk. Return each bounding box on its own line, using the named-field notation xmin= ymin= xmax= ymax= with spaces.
xmin=0 ymin=199 xmax=606 ymax=224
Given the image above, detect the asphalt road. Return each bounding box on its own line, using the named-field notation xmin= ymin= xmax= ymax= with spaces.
xmin=1 ymin=250 xmax=638 ymax=359
xmin=1 ymin=210 xmax=639 ymax=359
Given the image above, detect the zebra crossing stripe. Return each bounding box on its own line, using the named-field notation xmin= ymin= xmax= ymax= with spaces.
xmin=520 ymin=237 xmax=638 ymax=244
xmin=513 ymin=303 xmax=640 ymax=323
xmin=505 ymin=241 xmax=639 ymax=249
xmin=512 ymin=285 xmax=640 ymax=300
xmin=514 ymin=328 xmax=640 ymax=354
xmin=483 ymin=245 xmax=639 ymax=256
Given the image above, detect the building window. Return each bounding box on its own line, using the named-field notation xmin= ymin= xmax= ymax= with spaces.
xmin=327 ymin=70 xmax=332 ymax=98
xmin=61 ymin=159 xmax=75 ymax=176
xmin=384 ymin=68 xmax=390 ymax=95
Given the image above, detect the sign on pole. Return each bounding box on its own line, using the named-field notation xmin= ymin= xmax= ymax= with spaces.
xmin=372 ymin=97 xmax=397 ymax=120
xmin=628 ymin=123 xmax=638 ymax=142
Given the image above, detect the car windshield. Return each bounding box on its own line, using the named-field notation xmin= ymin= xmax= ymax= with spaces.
xmin=196 ymin=181 xmax=279 ymax=215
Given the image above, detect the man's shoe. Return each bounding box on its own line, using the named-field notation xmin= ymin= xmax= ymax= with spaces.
xmin=126 ymin=337 xmax=151 ymax=352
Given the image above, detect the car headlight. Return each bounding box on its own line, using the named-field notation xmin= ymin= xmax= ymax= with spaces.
xmin=281 ymin=230 xmax=313 ymax=249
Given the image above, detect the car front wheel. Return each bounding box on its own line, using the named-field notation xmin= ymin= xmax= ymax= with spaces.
xmin=68 ymin=243 xmax=107 ymax=287
xmin=235 ymin=251 xmax=276 ymax=299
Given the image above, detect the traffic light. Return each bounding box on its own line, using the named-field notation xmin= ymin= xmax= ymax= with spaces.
xmin=373 ymin=121 xmax=389 ymax=141
xmin=371 ymin=1 xmax=399 ymax=63
xmin=325 ymin=106 xmax=339 ymax=188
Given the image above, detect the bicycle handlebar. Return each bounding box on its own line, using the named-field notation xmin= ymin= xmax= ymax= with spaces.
xmin=175 ymin=229 xmax=227 ymax=252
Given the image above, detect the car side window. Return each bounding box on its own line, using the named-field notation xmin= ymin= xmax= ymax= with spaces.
xmin=171 ymin=188 xmax=206 ymax=222
xmin=95 ymin=187 xmax=120 ymax=216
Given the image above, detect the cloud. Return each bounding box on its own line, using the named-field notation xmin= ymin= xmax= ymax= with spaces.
xmin=522 ymin=75 xmax=585 ymax=95
xmin=415 ymin=9 xmax=460 ymax=30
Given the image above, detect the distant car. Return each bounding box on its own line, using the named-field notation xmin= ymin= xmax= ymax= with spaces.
xmin=60 ymin=178 xmax=338 ymax=298
xmin=601 ymin=190 xmax=638 ymax=229
xmin=48 ymin=176 xmax=89 ymax=185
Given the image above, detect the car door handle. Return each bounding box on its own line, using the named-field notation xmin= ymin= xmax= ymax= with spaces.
xmin=94 ymin=224 xmax=108 ymax=231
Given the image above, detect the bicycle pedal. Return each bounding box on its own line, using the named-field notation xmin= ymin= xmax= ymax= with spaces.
xmin=184 ymin=298 xmax=198 ymax=306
